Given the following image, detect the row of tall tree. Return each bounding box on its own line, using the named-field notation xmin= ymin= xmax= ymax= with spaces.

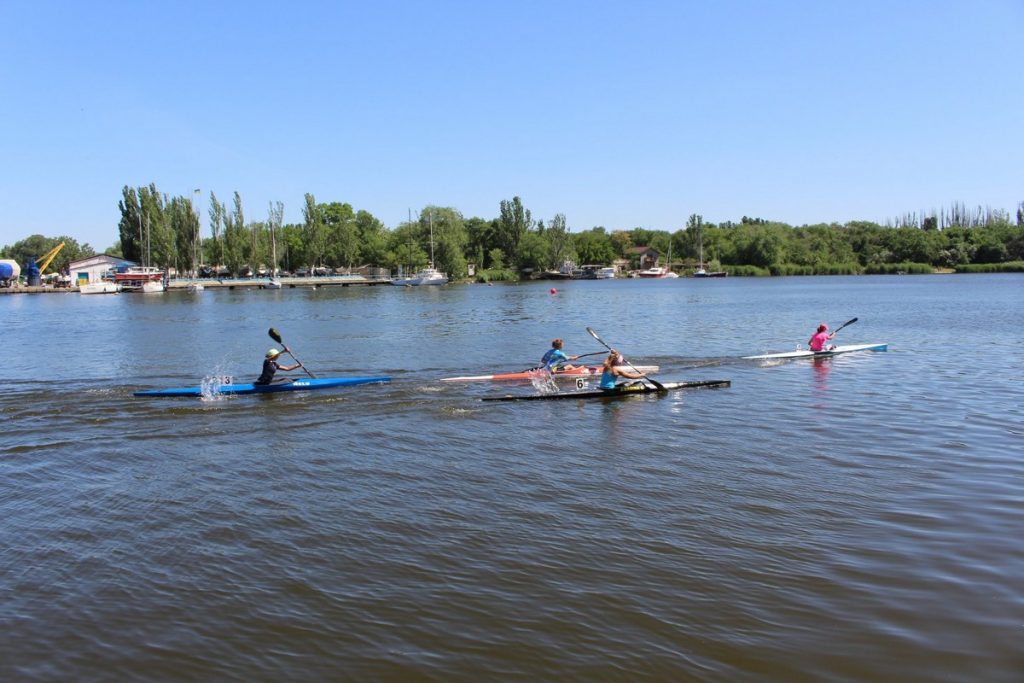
xmin=4 ymin=188 xmax=1023 ymax=279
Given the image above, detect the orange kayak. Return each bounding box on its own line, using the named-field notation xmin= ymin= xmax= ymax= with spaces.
xmin=440 ymin=365 xmax=659 ymax=382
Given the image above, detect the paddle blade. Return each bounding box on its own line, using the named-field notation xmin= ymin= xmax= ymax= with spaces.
xmin=586 ymin=327 xmax=608 ymax=348
xmin=834 ymin=317 xmax=858 ymax=333
xmin=268 ymin=328 xmax=283 ymax=343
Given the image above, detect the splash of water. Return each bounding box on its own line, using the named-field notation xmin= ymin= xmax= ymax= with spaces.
xmin=200 ymin=374 xmax=233 ymax=401
xmin=527 ymin=368 xmax=559 ymax=394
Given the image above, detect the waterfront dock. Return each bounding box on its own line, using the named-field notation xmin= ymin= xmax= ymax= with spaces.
xmin=0 ymin=275 xmax=397 ymax=294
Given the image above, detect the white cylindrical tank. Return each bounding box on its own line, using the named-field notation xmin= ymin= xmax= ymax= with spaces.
xmin=0 ymin=259 xmax=21 ymax=285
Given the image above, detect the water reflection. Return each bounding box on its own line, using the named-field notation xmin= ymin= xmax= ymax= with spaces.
xmin=812 ymin=356 xmax=832 ymax=383
xmin=811 ymin=356 xmax=832 ymax=408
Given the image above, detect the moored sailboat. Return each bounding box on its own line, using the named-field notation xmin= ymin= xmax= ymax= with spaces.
xmin=693 ymin=227 xmax=727 ymax=278
xmin=391 ymin=211 xmax=448 ymax=285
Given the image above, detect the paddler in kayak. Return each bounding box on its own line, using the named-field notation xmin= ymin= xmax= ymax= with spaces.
xmin=808 ymin=323 xmax=837 ymax=352
xmin=255 ymin=347 xmax=302 ymax=385
xmin=540 ymin=338 xmax=582 ymax=373
xmin=599 ymin=350 xmax=648 ymax=390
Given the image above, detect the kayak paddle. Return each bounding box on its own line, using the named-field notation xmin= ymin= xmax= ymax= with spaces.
xmin=832 ymin=317 xmax=858 ymax=335
xmin=573 ymin=350 xmax=610 ymax=361
xmin=585 ymin=327 xmax=665 ymax=391
xmin=528 ymin=350 xmax=608 ymax=373
xmin=268 ymin=328 xmax=316 ymax=378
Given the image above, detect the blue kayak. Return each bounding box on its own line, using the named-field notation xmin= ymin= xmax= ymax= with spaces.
xmin=134 ymin=376 xmax=391 ymax=397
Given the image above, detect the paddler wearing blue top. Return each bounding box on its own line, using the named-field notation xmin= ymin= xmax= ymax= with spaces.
xmin=540 ymin=338 xmax=581 ymax=372
xmin=255 ymin=347 xmax=301 ymax=385
xmin=599 ymin=350 xmax=647 ymax=390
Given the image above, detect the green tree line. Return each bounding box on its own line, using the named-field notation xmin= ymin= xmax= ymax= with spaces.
xmin=4 ymin=187 xmax=1023 ymax=279
xmin=0 ymin=235 xmax=97 ymax=275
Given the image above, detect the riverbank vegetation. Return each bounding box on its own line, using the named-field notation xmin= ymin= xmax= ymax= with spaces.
xmin=3 ymin=185 xmax=1022 ymax=280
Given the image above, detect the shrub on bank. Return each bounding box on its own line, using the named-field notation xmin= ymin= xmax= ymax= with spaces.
xmin=864 ymin=262 xmax=933 ymax=274
xmin=727 ymin=265 xmax=770 ymax=277
xmin=954 ymin=261 xmax=1024 ymax=273
xmin=475 ymin=268 xmax=518 ymax=283
xmin=769 ymin=264 xmax=815 ymax=276
xmin=768 ymin=263 xmax=862 ymax=276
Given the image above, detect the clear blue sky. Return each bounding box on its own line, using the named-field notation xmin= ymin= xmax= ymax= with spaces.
xmin=2 ymin=0 xmax=1021 ymax=250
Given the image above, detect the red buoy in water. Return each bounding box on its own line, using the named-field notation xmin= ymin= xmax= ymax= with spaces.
xmin=550 ymin=288 xmax=557 ymax=295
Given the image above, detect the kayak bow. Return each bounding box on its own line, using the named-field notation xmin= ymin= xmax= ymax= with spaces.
xmin=481 ymin=379 xmax=730 ymax=402
xmin=134 ymin=376 xmax=391 ymax=397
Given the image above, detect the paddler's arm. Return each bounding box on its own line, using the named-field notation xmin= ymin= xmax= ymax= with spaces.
xmin=278 ymin=345 xmax=301 ymax=371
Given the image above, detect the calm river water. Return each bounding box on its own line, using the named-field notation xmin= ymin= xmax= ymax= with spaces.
xmin=2 ymin=275 xmax=1022 ymax=682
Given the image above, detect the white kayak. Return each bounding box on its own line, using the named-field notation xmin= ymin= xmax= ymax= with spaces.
xmin=743 ymin=343 xmax=888 ymax=361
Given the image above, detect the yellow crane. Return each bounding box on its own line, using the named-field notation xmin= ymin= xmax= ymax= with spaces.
xmin=36 ymin=241 xmax=66 ymax=273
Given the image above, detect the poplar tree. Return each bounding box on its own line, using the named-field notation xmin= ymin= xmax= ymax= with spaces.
xmin=496 ymin=196 xmax=532 ymax=268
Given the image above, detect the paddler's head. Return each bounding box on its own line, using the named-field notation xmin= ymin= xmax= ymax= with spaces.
xmin=552 ymin=338 xmax=563 ymax=349
xmin=266 ymin=348 xmax=281 ymax=359
xmin=817 ymin=324 xmax=828 ymax=333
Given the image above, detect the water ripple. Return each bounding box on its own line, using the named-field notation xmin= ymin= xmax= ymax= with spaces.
xmin=2 ymin=275 xmax=1023 ymax=681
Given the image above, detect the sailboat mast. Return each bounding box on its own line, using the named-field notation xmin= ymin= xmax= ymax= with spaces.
xmin=271 ymin=224 xmax=277 ymax=278
xmin=192 ymin=188 xmax=201 ymax=276
xmin=406 ymin=208 xmax=412 ymax=276
xmin=429 ymin=210 xmax=435 ymax=267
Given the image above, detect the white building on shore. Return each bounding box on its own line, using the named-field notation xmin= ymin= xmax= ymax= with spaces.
xmin=68 ymin=254 xmax=131 ymax=287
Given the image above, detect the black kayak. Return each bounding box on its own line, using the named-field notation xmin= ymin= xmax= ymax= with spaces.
xmin=481 ymin=379 xmax=730 ymax=402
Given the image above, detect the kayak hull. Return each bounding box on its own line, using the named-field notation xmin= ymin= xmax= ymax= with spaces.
xmin=743 ymin=343 xmax=888 ymax=361
xmin=443 ymin=365 xmax=659 ymax=382
xmin=482 ymin=379 xmax=730 ymax=402
xmin=134 ymin=376 xmax=391 ymax=397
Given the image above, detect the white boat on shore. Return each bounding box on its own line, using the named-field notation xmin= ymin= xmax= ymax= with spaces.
xmin=637 ymin=267 xmax=667 ymax=278
xmin=79 ymin=281 xmax=118 ymax=295
xmin=391 ymin=266 xmax=448 ymax=286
